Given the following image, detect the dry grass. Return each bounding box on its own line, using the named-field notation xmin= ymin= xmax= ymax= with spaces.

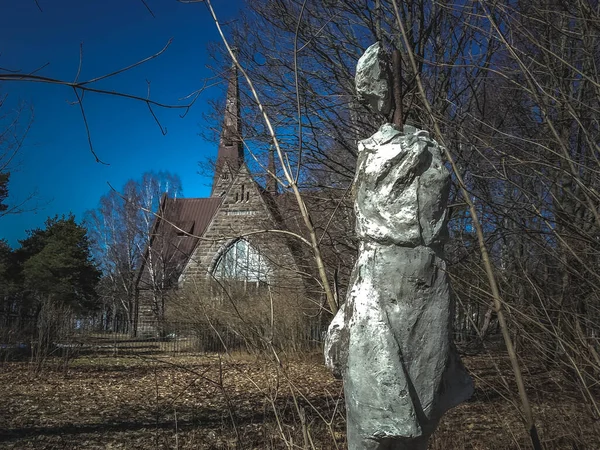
xmin=0 ymin=351 xmax=597 ymax=449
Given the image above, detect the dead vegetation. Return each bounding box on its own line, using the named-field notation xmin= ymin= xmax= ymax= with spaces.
xmin=0 ymin=351 xmax=598 ymax=449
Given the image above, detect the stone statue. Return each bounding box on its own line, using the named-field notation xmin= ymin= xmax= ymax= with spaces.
xmin=325 ymin=43 xmax=473 ymax=450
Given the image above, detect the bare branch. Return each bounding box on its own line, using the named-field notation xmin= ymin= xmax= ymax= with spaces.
xmin=146 ymin=80 xmax=167 ymax=135
xmin=74 ymin=43 xmax=83 ymax=84
xmin=72 ymin=87 xmax=108 ymax=165
xmin=200 ymin=0 xmax=337 ymax=314
xmin=80 ymin=39 xmax=173 ymax=86
xmin=293 ymin=0 xmax=308 ymax=184
xmin=139 ymin=0 xmax=156 ymax=18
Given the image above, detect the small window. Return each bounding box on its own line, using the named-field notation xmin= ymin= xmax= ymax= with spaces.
xmin=246 ymin=192 xmax=249 ymax=202
xmin=221 ymin=172 xmax=229 ymax=181
xmin=235 ymin=193 xmax=239 ymax=202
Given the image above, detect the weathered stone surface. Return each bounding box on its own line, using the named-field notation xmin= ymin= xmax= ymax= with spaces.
xmin=355 ymin=42 xmax=392 ymax=116
xmin=182 ymin=164 xmax=304 ymax=295
xmin=325 ymin=123 xmax=473 ymax=450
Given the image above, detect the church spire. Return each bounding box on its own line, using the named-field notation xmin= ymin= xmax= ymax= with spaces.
xmin=211 ymin=62 xmax=244 ymax=197
xmin=266 ymin=145 xmax=278 ymax=195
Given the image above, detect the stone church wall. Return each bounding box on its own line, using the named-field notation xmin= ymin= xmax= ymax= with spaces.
xmin=181 ymin=165 xmax=306 ymax=302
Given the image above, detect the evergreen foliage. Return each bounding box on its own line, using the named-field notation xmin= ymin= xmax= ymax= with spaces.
xmin=0 ymin=238 xmax=14 ymax=298
xmin=0 ymin=172 xmax=9 ymax=214
xmin=13 ymin=214 xmax=100 ymax=314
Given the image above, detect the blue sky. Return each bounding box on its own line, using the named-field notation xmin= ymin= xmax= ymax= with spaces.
xmin=0 ymin=0 xmax=244 ymax=247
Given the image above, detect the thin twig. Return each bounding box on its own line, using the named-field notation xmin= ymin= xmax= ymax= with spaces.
xmin=197 ymin=0 xmax=338 ymax=313
xmin=390 ymin=1 xmax=541 ymax=448
xmin=293 ymin=0 xmax=308 ymax=184
xmin=146 ymin=80 xmax=167 ymax=135
xmin=74 ymin=43 xmax=83 ymax=84
xmin=81 ymin=39 xmax=173 ymax=86
xmin=140 ymin=0 xmax=156 ymax=18
xmin=1 ymin=72 xmax=193 ymax=111
xmin=72 ymin=87 xmax=108 ymax=165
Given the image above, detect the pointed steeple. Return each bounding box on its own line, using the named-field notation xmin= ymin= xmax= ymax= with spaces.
xmin=266 ymin=145 xmax=278 ymax=195
xmin=211 ymin=62 xmax=244 ymax=197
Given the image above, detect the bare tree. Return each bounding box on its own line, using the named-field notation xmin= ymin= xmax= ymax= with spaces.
xmin=194 ymin=0 xmax=600 ymax=446
xmin=0 ymin=97 xmax=37 ymax=217
xmin=86 ymin=172 xmax=182 ymax=333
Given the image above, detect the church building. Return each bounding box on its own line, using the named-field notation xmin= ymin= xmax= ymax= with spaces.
xmin=134 ymin=66 xmax=317 ymax=332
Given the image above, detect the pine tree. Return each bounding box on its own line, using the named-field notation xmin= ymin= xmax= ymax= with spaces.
xmin=18 ymin=214 xmax=100 ymax=314
xmin=0 ymin=172 xmax=9 ymax=214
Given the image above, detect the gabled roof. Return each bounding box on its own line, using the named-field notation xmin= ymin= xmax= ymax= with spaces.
xmin=162 ymin=197 xmax=223 ymax=253
xmin=137 ymin=197 xmax=222 ymax=290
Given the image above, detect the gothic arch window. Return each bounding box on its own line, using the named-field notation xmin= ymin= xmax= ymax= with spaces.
xmin=213 ymin=239 xmax=270 ymax=283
